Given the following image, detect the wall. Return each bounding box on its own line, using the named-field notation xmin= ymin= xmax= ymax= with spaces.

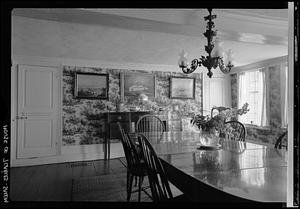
xmin=268 ymin=65 xmax=282 ymax=127
xmin=230 ymin=74 xmax=238 ymax=109
xmin=63 ymin=65 xmax=203 ymax=146
xmin=12 ymin=15 xmax=203 ymax=69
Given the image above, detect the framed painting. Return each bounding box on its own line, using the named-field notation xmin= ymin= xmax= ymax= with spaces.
xmin=170 ymin=76 xmax=195 ymax=99
xmin=74 ymin=72 xmax=109 ymax=99
xmin=121 ymin=72 xmax=155 ymax=97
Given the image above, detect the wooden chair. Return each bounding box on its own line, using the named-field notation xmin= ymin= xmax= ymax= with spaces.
xmin=211 ymin=106 xmax=230 ymax=118
xmin=118 ymin=123 xmax=151 ymax=202
xmin=137 ymin=133 xmax=188 ymax=202
xmin=275 ymin=131 xmax=288 ymax=150
xmin=136 ymin=114 xmax=166 ymax=143
xmin=223 ymin=121 xmax=246 ymax=142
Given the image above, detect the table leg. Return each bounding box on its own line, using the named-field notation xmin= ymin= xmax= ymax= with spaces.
xmin=107 ymin=137 xmax=110 ymax=160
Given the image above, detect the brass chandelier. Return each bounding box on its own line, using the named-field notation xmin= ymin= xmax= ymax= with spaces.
xmin=178 ymin=8 xmax=234 ymax=78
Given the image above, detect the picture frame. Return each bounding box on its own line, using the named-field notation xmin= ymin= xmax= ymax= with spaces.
xmin=120 ymin=72 xmax=156 ymax=98
xmin=170 ymin=76 xmax=195 ymax=99
xmin=74 ymin=72 xmax=109 ymax=99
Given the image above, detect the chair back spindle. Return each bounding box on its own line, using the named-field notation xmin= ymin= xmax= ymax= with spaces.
xmin=119 ymin=124 xmax=140 ymax=171
xmin=136 ymin=115 xmax=166 ymax=143
xmin=275 ymin=131 xmax=288 ymax=150
xmin=137 ymin=134 xmax=173 ymax=201
xmin=223 ymin=121 xmax=246 ymax=142
xmin=118 ymin=123 xmax=150 ymax=202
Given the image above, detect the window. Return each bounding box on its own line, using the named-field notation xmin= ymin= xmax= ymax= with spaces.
xmin=238 ymin=69 xmax=266 ymax=126
xmin=237 ymin=62 xmax=288 ymax=127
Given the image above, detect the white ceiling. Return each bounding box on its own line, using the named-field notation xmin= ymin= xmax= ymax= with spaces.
xmin=12 ymin=8 xmax=288 ymax=67
xmin=83 ymin=8 xmax=288 ymax=24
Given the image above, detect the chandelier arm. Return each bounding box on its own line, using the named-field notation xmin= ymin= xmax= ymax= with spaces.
xmin=218 ymin=58 xmax=233 ymax=74
xmin=181 ymin=59 xmax=201 ymax=74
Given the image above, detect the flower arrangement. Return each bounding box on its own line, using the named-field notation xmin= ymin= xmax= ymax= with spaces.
xmin=217 ymin=103 xmax=250 ymax=121
xmin=191 ymin=114 xmax=226 ymax=134
xmin=191 ymin=103 xmax=250 ymax=134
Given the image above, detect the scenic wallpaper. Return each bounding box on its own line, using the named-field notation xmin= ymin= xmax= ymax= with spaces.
xmin=62 ymin=65 xmax=202 ymax=146
xmin=63 ymin=63 xmax=286 ymax=146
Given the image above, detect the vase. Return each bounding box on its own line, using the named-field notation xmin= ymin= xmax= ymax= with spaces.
xmin=116 ymin=103 xmax=124 ymax=112
xmin=199 ymin=127 xmax=220 ymax=146
xmin=201 ymin=127 xmax=219 ymax=137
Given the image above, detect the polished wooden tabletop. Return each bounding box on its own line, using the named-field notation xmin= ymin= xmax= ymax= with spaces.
xmin=147 ymin=131 xmax=287 ymax=203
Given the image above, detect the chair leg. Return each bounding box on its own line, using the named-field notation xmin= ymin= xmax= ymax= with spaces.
xmin=127 ymin=171 xmax=134 ymax=202
xmin=138 ymin=176 xmax=144 ymax=202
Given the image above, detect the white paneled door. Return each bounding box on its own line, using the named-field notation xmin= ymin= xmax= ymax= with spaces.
xmin=17 ymin=65 xmax=58 ymax=159
xmin=203 ymin=75 xmax=231 ymax=115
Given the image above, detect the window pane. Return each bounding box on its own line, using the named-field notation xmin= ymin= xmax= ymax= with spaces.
xmin=238 ymin=70 xmax=263 ymax=126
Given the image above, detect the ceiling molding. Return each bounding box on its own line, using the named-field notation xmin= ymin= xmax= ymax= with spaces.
xmin=12 ymin=54 xmax=181 ymax=72
xmin=230 ymin=55 xmax=287 ymax=73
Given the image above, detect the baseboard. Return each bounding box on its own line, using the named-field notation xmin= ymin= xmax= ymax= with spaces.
xmin=11 ymin=143 xmax=125 ymax=167
xmin=11 ymin=152 xmax=102 ymax=167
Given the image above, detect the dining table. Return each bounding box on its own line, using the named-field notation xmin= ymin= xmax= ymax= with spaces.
xmin=139 ymin=131 xmax=287 ymax=204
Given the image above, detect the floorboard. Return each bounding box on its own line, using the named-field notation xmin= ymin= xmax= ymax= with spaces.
xmin=37 ymin=163 xmax=73 ymax=201
xmin=92 ymin=160 xmax=114 ymax=175
xmin=10 ymin=166 xmax=32 ymax=201
xmin=71 ymin=161 xmax=97 ymax=179
xmin=10 ymin=158 xmax=182 ymax=202
xmin=16 ymin=165 xmax=47 ymax=201
xmin=35 ymin=164 xmax=59 ymax=201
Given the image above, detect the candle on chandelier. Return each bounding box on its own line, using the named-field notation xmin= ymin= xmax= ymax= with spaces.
xmin=226 ymin=49 xmax=234 ymax=65
xmin=211 ymin=37 xmax=224 ymax=58
xmin=178 ymin=49 xmax=189 ymax=68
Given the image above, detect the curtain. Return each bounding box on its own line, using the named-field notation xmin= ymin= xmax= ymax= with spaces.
xmin=280 ymin=63 xmax=288 ymax=127
xmin=253 ymin=69 xmax=264 ymax=126
xmin=259 ymin=68 xmax=267 ymax=126
xmin=238 ymin=72 xmax=247 ymax=124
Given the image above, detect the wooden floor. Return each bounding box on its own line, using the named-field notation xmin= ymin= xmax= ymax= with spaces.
xmin=10 ymin=158 xmax=182 ymax=202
